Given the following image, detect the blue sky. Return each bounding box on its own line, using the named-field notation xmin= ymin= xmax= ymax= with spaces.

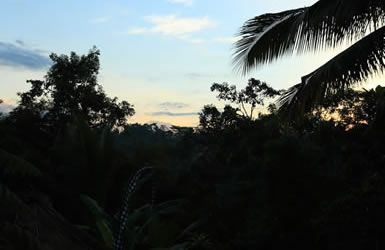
xmin=1 ymin=0 xmax=383 ymax=126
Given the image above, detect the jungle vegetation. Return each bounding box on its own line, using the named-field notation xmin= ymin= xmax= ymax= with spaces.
xmin=1 ymin=0 xmax=385 ymax=248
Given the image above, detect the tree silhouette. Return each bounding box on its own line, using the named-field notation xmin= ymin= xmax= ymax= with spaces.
xmin=10 ymin=47 xmax=134 ymax=131
xmin=211 ymin=78 xmax=282 ymax=120
xmin=234 ymin=0 xmax=385 ymax=118
xmin=199 ymin=104 xmax=240 ymax=131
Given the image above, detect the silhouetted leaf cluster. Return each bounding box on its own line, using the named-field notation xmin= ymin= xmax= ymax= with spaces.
xmin=1 ymin=48 xmax=385 ymax=250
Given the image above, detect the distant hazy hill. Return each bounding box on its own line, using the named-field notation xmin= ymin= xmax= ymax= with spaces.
xmin=0 ymin=103 xmax=15 ymax=115
xmin=145 ymin=120 xmax=177 ymax=132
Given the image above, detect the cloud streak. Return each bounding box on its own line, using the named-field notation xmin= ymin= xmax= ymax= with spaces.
xmin=214 ymin=36 xmax=241 ymax=43
xmin=146 ymin=15 xmax=215 ymax=37
xmin=159 ymin=102 xmax=190 ymax=110
xmin=89 ymin=17 xmax=110 ymax=23
xmin=126 ymin=15 xmax=215 ymax=43
xmin=126 ymin=27 xmax=148 ymax=34
xmin=167 ymin=0 xmax=193 ymax=6
xmin=185 ymin=72 xmax=212 ymax=79
xmin=149 ymin=111 xmax=198 ymax=117
xmin=0 ymin=41 xmax=51 ymax=70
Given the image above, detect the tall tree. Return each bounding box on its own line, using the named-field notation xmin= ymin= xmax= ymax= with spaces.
xmin=211 ymin=78 xmax=282 ymax=120
xmin=10 ymin=47 xmax=134 ymax=130
xmin=233 ymin=0 xmax=385 ymax=118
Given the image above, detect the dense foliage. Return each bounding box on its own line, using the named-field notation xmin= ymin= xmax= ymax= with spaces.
xmin=10 ymin=47 xmax=134 ymax=134
xmin=1 ymin=48 xmax=385 ymax=250
xmin=234 ymin=0 xmax=385 ymax=118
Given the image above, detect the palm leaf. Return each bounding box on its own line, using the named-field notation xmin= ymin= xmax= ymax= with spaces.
xmin=0 ymin=149 xmax=42 ymax=178
xmin=0 ymin=223 xmax=41 ymax=250
xmin=278 ymin=25 xmax=385 ymax=118
xmin=80 ymin=195 xmax=115 ymax=249
xmin=0 ymin=149 xmax=40 ymax=218
xmin=233 ymin=7 xmax=305 ymax=74
xmin=135 ymin=200 xmax=186 ymax=240
xmin=151 ymin=242 xmax=189 ymax=250
xmin=0 ymin=183 xmax=29 ymax=214
xmin=175 ymin=219 xmax=206 ymax=241
xmin=233 ymin=0 xmax=385 ymax=73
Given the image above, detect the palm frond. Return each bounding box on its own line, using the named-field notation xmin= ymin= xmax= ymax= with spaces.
xmin=297 ymin=0 xmax=385 ymax=50
xmin=233 ymin=0 xmax=385 ymax=73
xmin=233 ymin=8 xmax=305 ymax=74
xmin=80 ymin=195 xmax=115 ymax=249
xmin=151 ymin=242 xmax=189 ymax=250
xmin=0 ymin=183 xmax=28 ymax=213
xmin=0 ymin=223 xmax=41 ymax=250
xmin=0 ymin=149 xmax=42 ymax=178
xmin=279 ymin=25 xmax=385 ymax=118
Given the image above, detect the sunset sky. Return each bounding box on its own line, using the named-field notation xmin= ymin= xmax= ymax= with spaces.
xmin=1 ymin=0 xmax=383 ymax=126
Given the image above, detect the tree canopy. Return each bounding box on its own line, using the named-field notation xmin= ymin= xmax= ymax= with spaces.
xmin=10 ymin=47 xmax=134 ymax=131
xmin=210 ymin=78 xmax=282 ymax=120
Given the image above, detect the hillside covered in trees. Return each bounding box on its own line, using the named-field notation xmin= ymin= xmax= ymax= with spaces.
xmin=2 ymin=1 xmax=385 ymax=249
xmin=1 ymin=45 xmax=385 ymax=250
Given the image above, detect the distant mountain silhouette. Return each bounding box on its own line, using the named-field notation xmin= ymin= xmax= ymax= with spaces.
xmin=0 ymin=103 xmax=15 ymax=115
xmin=145 ymin=120 xmax=176 ymax=132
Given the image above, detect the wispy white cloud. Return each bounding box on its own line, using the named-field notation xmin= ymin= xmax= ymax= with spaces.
xmin=148 ymin=111 xmax=198 ymax=117
xmin=167 ymin=0 xmax=194 ymax=6
xmin=214 ymin=36 xmax=241 ymax=43
xmin=159 ymin=102 xmax=190 ymax=110
xmin=126 ymin=27 xmax=148 ymax=34
xmin=89 ymin=17 xmax=110 ymax=24
xmin=146 ymin=15 xmax=215 ymax=37
xmin=185 ymin=73 xmax=212 ymax=79
xmin=126 ymin=15 xmax=216 ymax=43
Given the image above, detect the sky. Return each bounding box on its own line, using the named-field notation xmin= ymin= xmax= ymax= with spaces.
xmin=1 ymin=0 xmax=384 ymax=126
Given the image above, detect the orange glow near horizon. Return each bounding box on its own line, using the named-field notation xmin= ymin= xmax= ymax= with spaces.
xmin=130 ymin=113 xmax=199 ymax=127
